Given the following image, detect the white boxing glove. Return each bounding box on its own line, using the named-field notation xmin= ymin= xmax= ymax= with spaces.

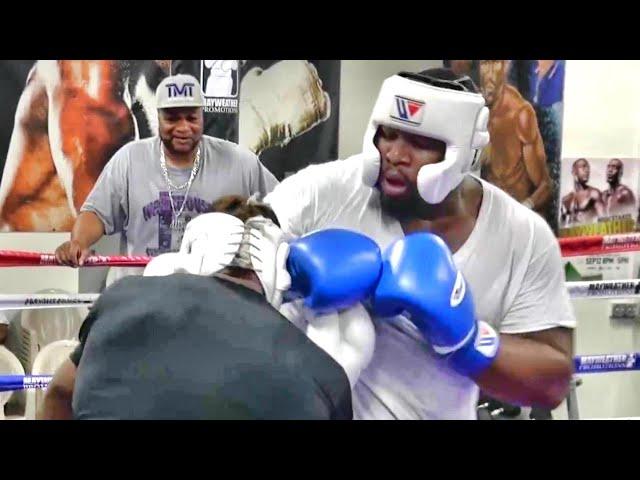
xmin=179 ymin=212 xmax=244 ymax=276
xmin=146 ymin=211 xmax=244 ymax=278
xmin=179 ymin=212 xmax=292 ymax=308
xmin=143 ymin=252 xmax=202 ymax=277
xmin=279 ymin=301 xmax=376 ymax=388
xmin=239 ymin=60 xmax=331 ymax=155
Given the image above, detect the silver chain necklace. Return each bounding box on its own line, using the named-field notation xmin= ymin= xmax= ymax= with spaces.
xmin=160 ymin=142 xmax=201 ymax=231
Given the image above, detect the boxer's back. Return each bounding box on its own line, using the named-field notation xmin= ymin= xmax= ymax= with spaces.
xmin=72 ymin=274 xmax=351 ymax=419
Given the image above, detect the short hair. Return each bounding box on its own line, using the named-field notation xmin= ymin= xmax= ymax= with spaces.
xmin=572 ymin=158 xmax=589 ymax=169
xmin=208 ymin=194 xmax=281 ymax=227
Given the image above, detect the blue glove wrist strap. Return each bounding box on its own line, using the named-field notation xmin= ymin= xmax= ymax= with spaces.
xmin=448 ymin=321 xmax=500 ymax=378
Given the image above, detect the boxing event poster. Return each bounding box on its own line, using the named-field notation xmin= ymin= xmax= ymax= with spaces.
xmin=0 ymin=60 xmax=340 ymax=232
xmin=563 ymin=252 xmax=640 ymax=282
xmin=558 ymin=157 xmax=640 ymax=238
xmin=443 ymin=60 xmax=566 ymax=234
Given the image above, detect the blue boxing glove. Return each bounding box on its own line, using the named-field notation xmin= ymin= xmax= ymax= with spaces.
xmin=372 ymin=233 xmax=500 ymax=378
xmin=285 ymin=229 xmax=382 ymax=314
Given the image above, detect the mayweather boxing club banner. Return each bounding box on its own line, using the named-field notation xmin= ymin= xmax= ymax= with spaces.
xmin=444 ymin=60 xmax=566 ymax=234
xmin=0 ymin=60 xmax=340 ymax=232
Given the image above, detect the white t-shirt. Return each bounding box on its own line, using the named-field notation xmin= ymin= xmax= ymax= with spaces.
xmin=265 ymin=154 xmax=577 ymax=420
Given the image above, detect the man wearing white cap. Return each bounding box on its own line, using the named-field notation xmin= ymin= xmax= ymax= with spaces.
xmin=54 ymin=74 xmax=278 ymax=271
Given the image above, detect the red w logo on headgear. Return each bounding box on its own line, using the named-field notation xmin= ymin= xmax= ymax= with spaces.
xmin=391 ymin=96 xmax=425 ymax=125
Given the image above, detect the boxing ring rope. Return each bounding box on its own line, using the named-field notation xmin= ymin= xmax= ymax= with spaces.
xmin=0 ymin=293 xmax=100 ymax=311
xmin=566 ymin=279 xmax=640 ymax=299
xmin=0 ymin=376 xmax=53 ymax=393
xmin=1 ymin=352 xmax=636 ymax=394
xmin=559 ymin=232 xmax=640 ymax=299
xmin=0 ymin=250 xmax=149 ymax=311
xmin=0 ymin=250 xmax=150 ymax=267
xmin=559 ymin=232 xmax=640 ymax=257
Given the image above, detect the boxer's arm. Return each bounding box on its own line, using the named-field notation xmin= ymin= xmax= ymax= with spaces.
xmin=264 ymin=167 xmax=321 ymax=236
xmin=38 ymin=358 xmax=76 ymax=420
xmin=265 ymin=161 xmax=350 ymax=236
xmin=481 ymin=223 xmax=576 ymax=409
xmin=39 ymin=305 xmax=99 ymax=419
xmin=475 ymin=327 xmax=573 ymax=409
xmin=517 ymin=105 xmax=552 ymax=210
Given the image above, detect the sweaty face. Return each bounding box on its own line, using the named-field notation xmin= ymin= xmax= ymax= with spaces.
xmin=573 ymin=159 xmax=590 ymax=183
xmin=606 ymin=159 xmax=623 ymax=183
xmin=479 ymin=60 xmax=506 ymax=107
xmin=158 ymin=107 xmax=204 ymax=156
xmin=375 ymin=126 xmax=446 ymax=217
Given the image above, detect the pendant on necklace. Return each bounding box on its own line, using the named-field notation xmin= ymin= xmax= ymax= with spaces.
xmin=170 ymin=217 xmax=186 ymax=231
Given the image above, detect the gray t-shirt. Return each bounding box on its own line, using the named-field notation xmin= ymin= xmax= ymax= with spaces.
xmin=81 ymin=135 xmax=278 ymax=256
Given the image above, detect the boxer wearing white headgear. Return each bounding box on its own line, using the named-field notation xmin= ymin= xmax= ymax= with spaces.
xmin=263 ymin=68 xmax=576 ymax=419
xmin=361 ymin=71 xmax=489 ymax=204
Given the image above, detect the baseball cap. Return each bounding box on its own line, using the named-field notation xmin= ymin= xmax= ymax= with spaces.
xmin=156 ymin=74 xmax=204 ymax=109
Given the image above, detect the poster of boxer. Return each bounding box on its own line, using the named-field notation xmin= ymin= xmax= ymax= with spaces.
xmin=558 ymin=157 xmax=639 ymax=237
xmin=0 ymin=60 xmax=340 ymax=232
xmin=444 ymin=60 xmax=566 ymax=233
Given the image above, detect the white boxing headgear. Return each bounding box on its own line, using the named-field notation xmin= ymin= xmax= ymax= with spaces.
xmin=144 ymin=212 xmax=292 ymax=309
xmin=361 ymin=72 xmax=490 ymax=204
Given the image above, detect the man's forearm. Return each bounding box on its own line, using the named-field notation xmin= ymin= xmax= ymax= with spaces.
xmin=38 ymin=386 xmax=74 ymax=420
xmin=38 ymin=358 xmax=76 ymax=420
xmin=71 ymin=211 xmax=106 ymax=248
xmin=0 ymin=325 xmax=8 ymax=345
xmin=475 ymin=333 xmax=573 ymax=409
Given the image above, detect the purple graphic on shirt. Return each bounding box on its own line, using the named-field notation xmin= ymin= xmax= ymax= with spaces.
xmin=142 ymin=191 xmax=211 ymax=256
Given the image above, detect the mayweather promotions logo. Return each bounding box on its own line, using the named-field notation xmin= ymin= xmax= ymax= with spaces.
xmin=391 ymin=96 xmax=425 ymax=126
xmin=577 ymin=353 xmax=637 ymax=372
xmin=200 ymin=60 xmax=239 ymax=114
